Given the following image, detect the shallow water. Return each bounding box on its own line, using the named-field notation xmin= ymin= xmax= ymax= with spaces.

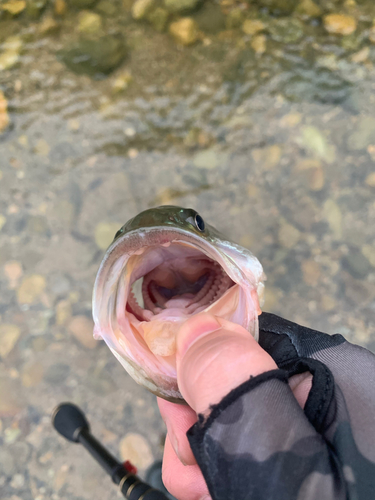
xmin=0 ymin=0 xmax=375 ymax=498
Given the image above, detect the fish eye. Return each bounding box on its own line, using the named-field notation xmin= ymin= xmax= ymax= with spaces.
xmin=195 ymin=214 xmax=205 ymax=232
xmin=114 ymin=228 xmax=123 ymax=239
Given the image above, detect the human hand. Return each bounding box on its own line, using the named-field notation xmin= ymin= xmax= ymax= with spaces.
xmin=157 ymin=313 xmax=312 ymax=500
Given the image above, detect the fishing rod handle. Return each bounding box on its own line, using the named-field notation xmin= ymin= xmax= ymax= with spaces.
xmin=119 ymin=473 xmax=170 ymax=500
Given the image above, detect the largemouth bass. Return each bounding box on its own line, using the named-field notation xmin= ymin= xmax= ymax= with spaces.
xmin=92 ymin=206 xmax=265 ymax=403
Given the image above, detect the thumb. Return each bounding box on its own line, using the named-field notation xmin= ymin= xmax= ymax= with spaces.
xmin=176 ymin=313 xmax=278 ymax=415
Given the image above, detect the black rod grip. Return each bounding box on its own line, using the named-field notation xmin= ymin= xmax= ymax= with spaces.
xmin=78 ymin=428 xmax=120 ymax=477
xmin=120 ymin=475 xmax=170 ymax=500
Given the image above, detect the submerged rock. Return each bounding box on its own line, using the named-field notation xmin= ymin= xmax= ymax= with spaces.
xmin=26 ymin=0 xmax=48 ymax=18
xmin=148 ymin=7 xmax=169 ymax=32
xmin=164 ymin=0 xmax=200 ymax=14
xmin=268 ymin=18 xmax=304 ymax=43
xmin=250 ymin=0 xmax=298 ymax=14
xmin=169 ymin=17 xmax=199 ymax=45
xmin=77 ymin=10 xmax=103 ymax=34
xmin=1 ymin=0 xmax=26 ymax=16
xmin=295 ymin=0 xmax=322 ymax=18
xmin=61 ymin=35 xmax=126 ymax=76
xmin=132 ymin=0 xmax=155 ymax=20
xmin=242 ymin=19 xmax=265 ymax=36
xmin=194 ymin=2 xmax=226 ymax=34
xmin=323 ymin=14 xmax=357 ymax=36
xmin=0 ymin=35 xmax=23 ymax=71
xmin=68 ymin=0 xmax=97 ymax=8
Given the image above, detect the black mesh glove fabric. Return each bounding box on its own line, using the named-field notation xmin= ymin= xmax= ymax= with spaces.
xmin=187 ymin=312 xmax=375 ymax=500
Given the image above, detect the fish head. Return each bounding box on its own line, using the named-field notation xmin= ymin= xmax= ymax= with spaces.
xmin=92 ymin=206 xmax=265 ymax=403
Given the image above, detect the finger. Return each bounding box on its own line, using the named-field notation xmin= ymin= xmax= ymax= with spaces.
xmin=176 ymin=313 xmax=278 ymax=414
xmin=157 ymin=397 xmax=197 ymax=466
xmin=162 ymin=435 xmax=211 ymax=500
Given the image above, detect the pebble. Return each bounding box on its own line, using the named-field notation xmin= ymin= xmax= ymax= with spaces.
xmin=300 ymin=126 xmax=335 ymax=163
xmin=321 ymin=295 xmax=336 ymax=312
xmin=342 ymin=249 xmax=371 ymax=280
xmin=21 ymin=362 xmax=44 ymax=388
xmin=68 ymin=315 xmax=97 ymax=349
xmin=0 ymin=36 xmax=22 ymax=71
xmin=34 ymin=138 xmax=50 ymax=156
xmin=365 ymin=173 xmax=375 ymax=187
xmin=0 ymin=91 xmax=10 ymax=133
xmin=17 ymin=275 xmax=46 ymax=304
xmin=44 ymin=363 xmax=70 ymax=384
xmin=0 ymin=324 xmax=21 ymax=358
xmin=54 ymin=465 xmax=69 ymax=491
xmin=169 ymin=17 xmax=199 ymax=46
xmin=94 ymin=222 xmax=120 ymax=250
xmin=268 ymin=18 xmax=304 ymax=44
xmin=323 ymin=14 xmax=357 ymax=36
xmin=242 ymin=19 xmax=265 ymax=36
xmin=119 ymin=433 xmax=154 ymax=470
xmin=295 ymin=159 xmax=325 ymax=191
xmin=112 ymin=71 xmax=133 ymax=93
xmin=132 ymin=0 xmax=155 ymax=20
xmin=164 ymin=0 xmax=200 ymax=14
xmin=54 ymin=0 xmax=67 ymax=15
xmin=323 ymin=199 xmax=342 ymax=239
xmin=193 ymin=148 xmax=219 ymax=169
xmin=10 ymin=474 xmax=25 ymax=488
xmin=1 ymin=0 xmax=26 ymax=16
xmin=278 ymin=221 xmax=300 ymax=249
xmin=39 ymin=16 xmax=60 ymax=35
xmin=301 ymin=259 xmax=321 ymax=286
xmin=252 ymin=145 xmax=282 ymax=170
xmin=280 ymin=112 xmax=302 ymax=128
xmin=0 ymin=377 xmax=23 ymax=416
xmin=295 ymin=0 xmax=322 ymax=17
xmin=55 ymin=299 xmax=72 ymax=326
xmin=0 ymin=214 xmax=6 ymax=231
xmin=148 ymin=7 xmax=169 ymax=32
xmin=4 ymin=260 xmax=23 ymax=289
xmin=251 ymin=34 xmax=266 ymax=54
xmin=362 ymin=245 xmax=375 ymax=268
xmin=77 ymin=11 xmax=103 ymax=34
xmin=347 ymin=117 xmax=375 ymax=151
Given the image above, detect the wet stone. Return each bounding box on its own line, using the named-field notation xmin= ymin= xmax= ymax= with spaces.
xmin=26 ymin=0 xmax=49 ymax=18
xmin=0 ymin=36 xmax=22 ymax=71
xmin=68 ymin=315 xmax=97 ymax=348
xmin=44 ymin=363 xmax=70 ymax=384
xmin=147 ymin=7 xmax=168 ymax=32
xmin=323 ymin=199 xmax=342 ymax=239
xmin=342 ymin=249 xmax=372 ymax=279
xmin=77 ymin=10 xmax=103 ymax=34
xmin=278 ymin=222 xmax=300 ymax=249
xmin=21 ymin=362 xmax=44 ymax=387
xmin=252 ymin=0 xmax=298 ymax=14
xmin=61 ymin=35 xmax=126 ymax=76
xmin=164 ymin=0 xmax=200 ymax=14
xmin=0 ymin=324 xmax=21 ymax=358
xmin=1 ymin=0 xmax=26 ymax=16
xmin=132 ymin=0 xmax=155 ymax=20
xmin=300 ymin=126 xmax=335 ymax=163
xmin=295 ymin=0 xmax=322 ymax=18
xmin=95 ymin=222 xmax=120 ymax=250
xmin=119 ymin=433 xmax=154 ymax=470
xmin=54 ymin=0 xmax=67 ymax=15
xmin=68 ymin=0 xmax=97 ymax=8
xmin=193 ymin=148 xmax=219 ymax=169
xmin=362 ymin=245 xmax=375 ymax=268
xmin=365 ymin=173 xmax=375 ymax=187
xmin=324 ymin=14 xmax=357 ymax=36
xmin=169 ymin=17 xmax=199 ymax=46
xmin=17 ymin=275 xmax=46 ymax=305
xmin=242 ymin=19 xmax=265 ymax=36
xmin=347 ymin=117 xmax=375 ymax=151
xmin=194 ymin=2 xmax=226 ymax=34
xmin=268 ymin=18 xmax=304 ymax=44
xmin=95 ymin=0 xmax=117 ymax=15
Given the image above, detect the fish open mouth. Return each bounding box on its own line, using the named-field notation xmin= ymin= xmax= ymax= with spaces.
xmin=93 ymin=227 xmax=262 ymax=401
